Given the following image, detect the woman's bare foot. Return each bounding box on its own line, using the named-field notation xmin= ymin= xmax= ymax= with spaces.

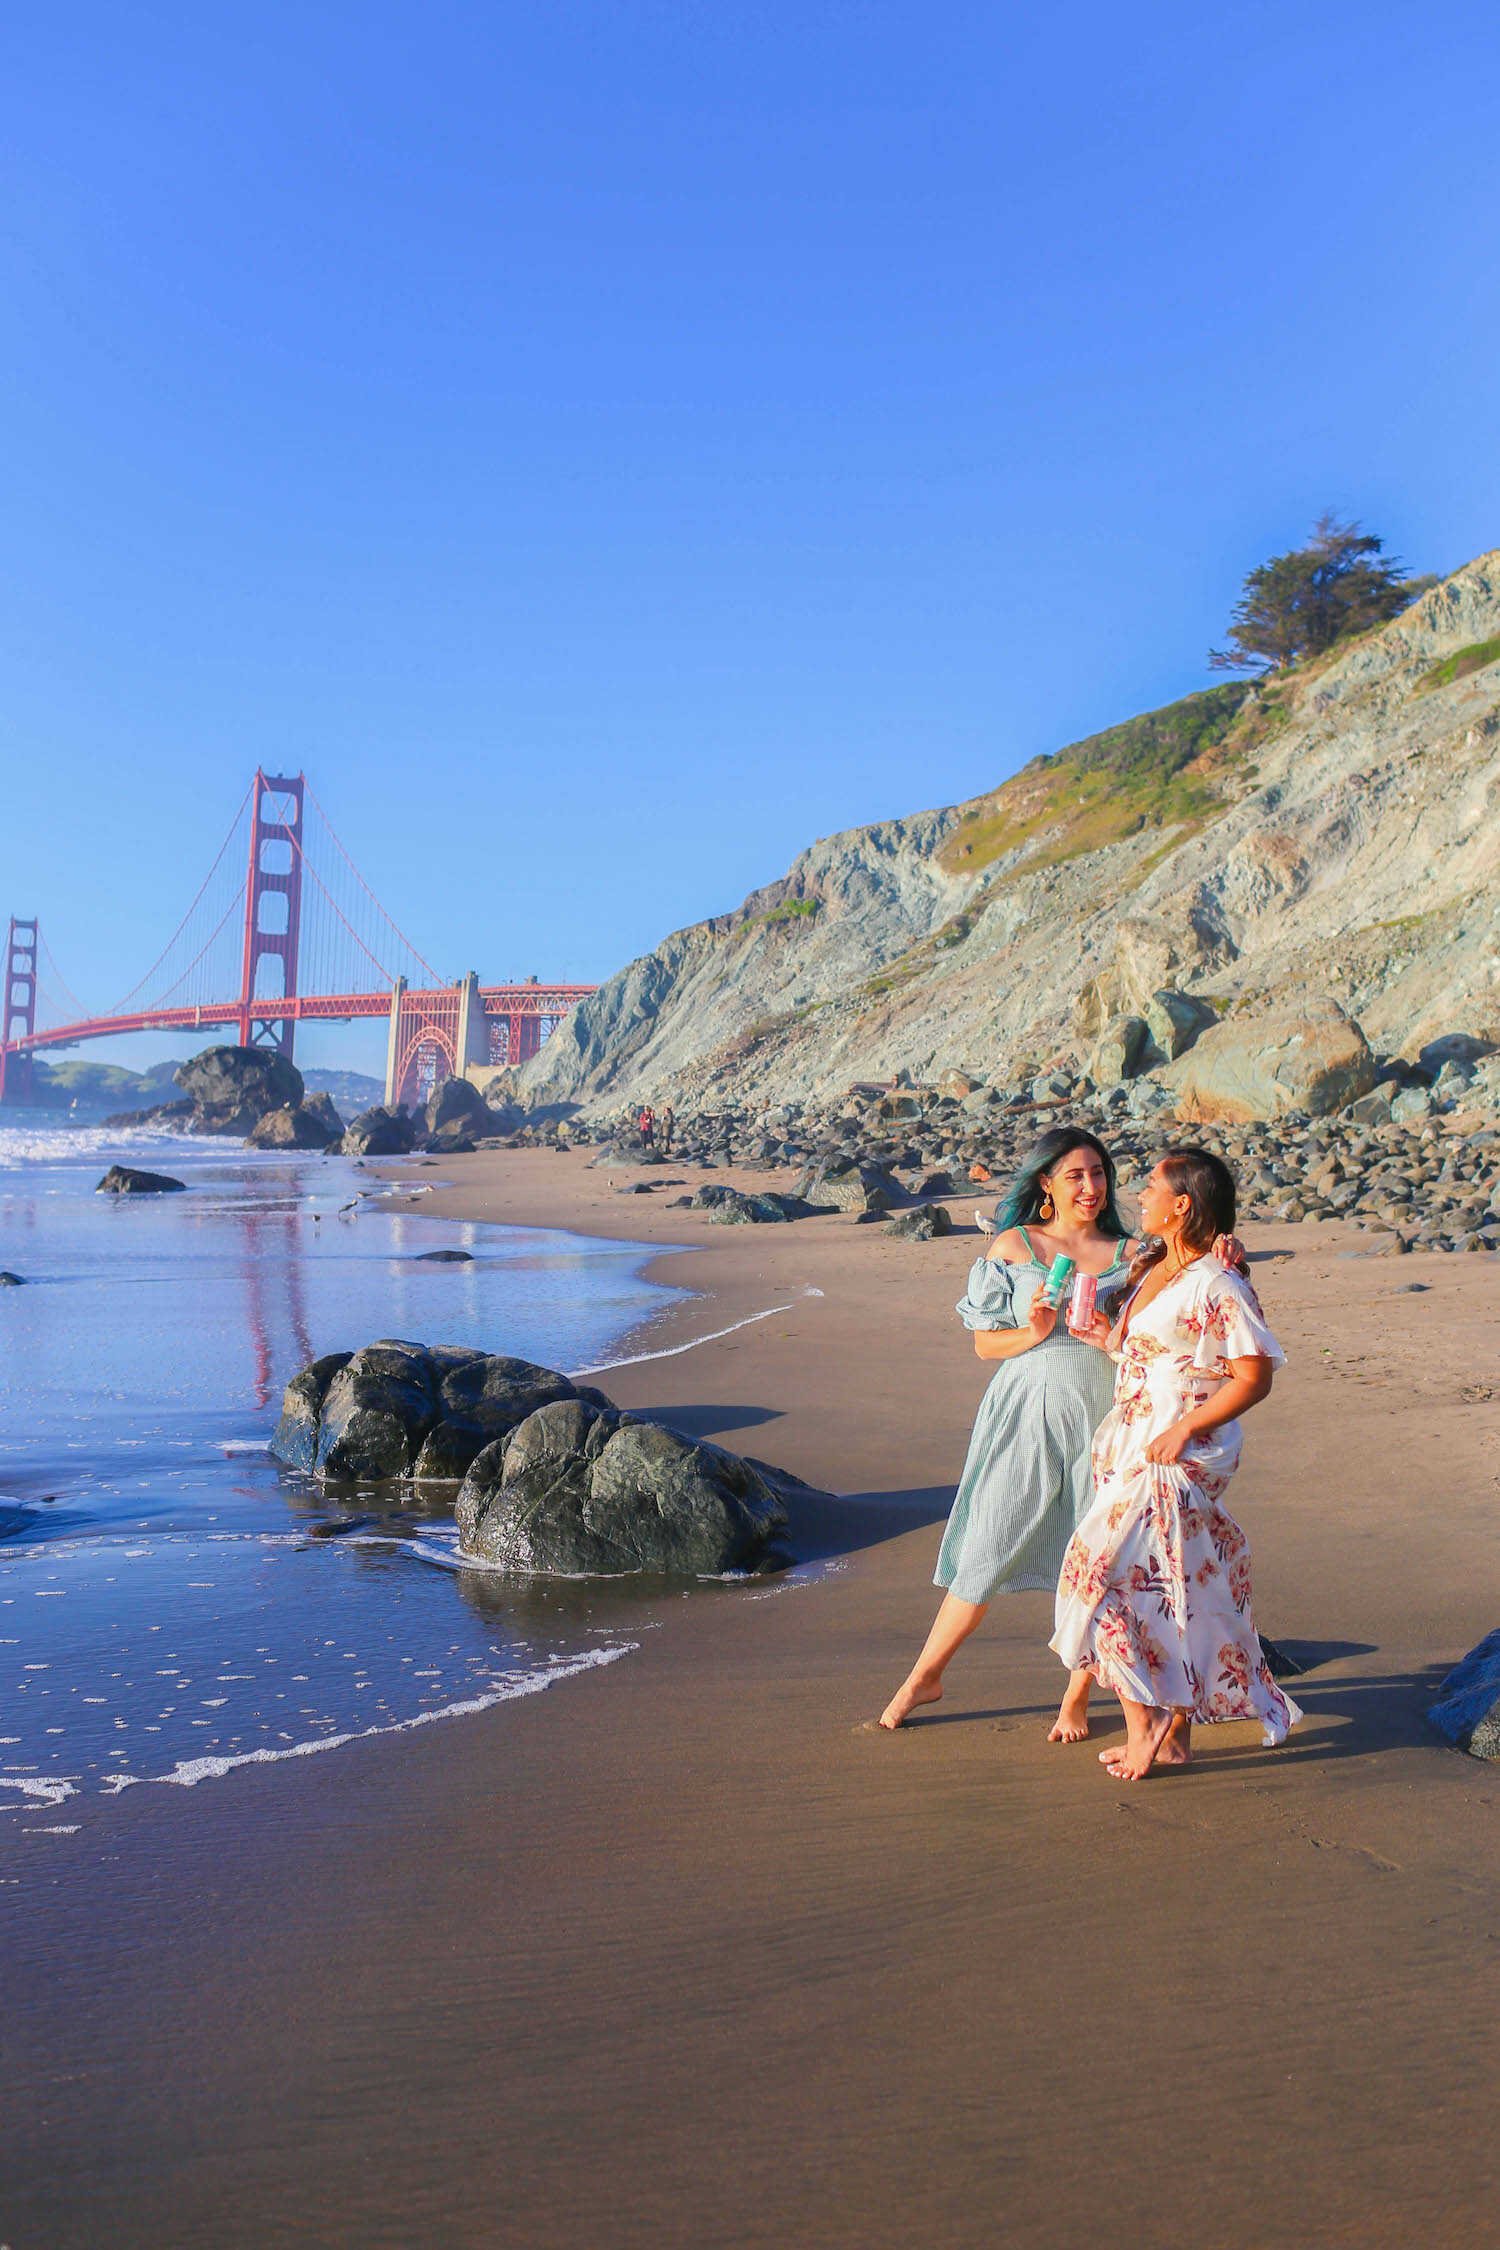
xmin=1047 ymin=1686 xmax=1092 ymax=1743
xmin=1154 ymin=1715 xmax=1192 ymax=1767
xmin=1102 ymin=1705 xmax=1173 ymax=1780
xmin=879 ymin=1675 xmax=943 ymax=1730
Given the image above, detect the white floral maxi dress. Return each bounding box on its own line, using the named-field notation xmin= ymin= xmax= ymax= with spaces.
xmin=1049 ymin=1261 xmax=1303 ymax=1745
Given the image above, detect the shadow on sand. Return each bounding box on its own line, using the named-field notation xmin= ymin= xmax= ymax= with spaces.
xmin=884 ymin=1643 xmax=1457 ymax=1772
xmin=631 ymin=1402 xmax=786 ymax=1441
xmin=785 ymin=1484 xmax=953 ymax=1562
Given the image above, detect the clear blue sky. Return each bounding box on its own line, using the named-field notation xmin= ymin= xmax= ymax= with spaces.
xmin=4 ymin=0 xmax=1498 ymax=1077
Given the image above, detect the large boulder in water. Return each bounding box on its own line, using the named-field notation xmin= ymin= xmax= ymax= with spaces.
xmin=249 ymin=1102 xmax=341 ymax=1150
xmin=270 ymin=1350 xmax=354 ymax=1471
xmin=311 ymin=1341 xmax=441 ymax=1479
xmin=338 ymin=1105 xmax=417 ymax=1157
xmin=175 ymin=1045 xmax=304 ymax=1135
xmin=269 ymin=1337 xmax=805 ymax=1579
xmin=1163 ymin=998 xmax=1375 ymax=1123
xmin=268 ymin=1341 xmax=582 ymax=1483
xmin=454 ymin=1398 xmax=791 ymax=1576
xmin=97 ymin=1164 xmax=186 ymax=1195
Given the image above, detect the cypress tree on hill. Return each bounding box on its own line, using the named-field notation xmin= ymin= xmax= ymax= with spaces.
xmin=1210 ymin=514 xmax=1435 ymax=674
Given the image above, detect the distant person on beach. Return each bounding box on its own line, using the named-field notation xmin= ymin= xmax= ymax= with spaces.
xmin=661 ymin=1104 xmax=675 ymax=1155
xmin=880 ymin=1128 xmax=1139 ymax=1739
xmin=1052 ymin=1148 xmax=1301 ymax=1779
xmin=639 ymin=1104 xmax=655 ymax=1152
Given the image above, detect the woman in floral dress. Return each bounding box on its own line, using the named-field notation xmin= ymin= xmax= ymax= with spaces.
xmin=880 ymin=1129 xmax=1140 ymax=1738
xmin=1051 ymin=1147 xmax=1302 ymax=1780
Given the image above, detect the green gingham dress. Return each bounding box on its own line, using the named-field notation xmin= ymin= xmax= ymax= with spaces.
xmin=934 ymin=1230 xmax=1132 ymax=1603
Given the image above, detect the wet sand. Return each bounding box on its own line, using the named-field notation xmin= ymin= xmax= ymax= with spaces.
xmin=4 ymin=1146 xmax=1498 ymax=2249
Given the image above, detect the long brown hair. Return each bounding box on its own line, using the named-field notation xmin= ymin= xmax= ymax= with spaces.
xmin=1128 ymin=1146 xmax=1237 ymax=1284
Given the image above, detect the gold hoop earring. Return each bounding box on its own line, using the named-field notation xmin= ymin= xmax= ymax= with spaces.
xmin=1038 ymin=1190 xmax=1054 ymax=1221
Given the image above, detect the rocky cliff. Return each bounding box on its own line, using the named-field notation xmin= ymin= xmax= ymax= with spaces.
xmin=517 ymin=551 xmax=1500 ymax=1114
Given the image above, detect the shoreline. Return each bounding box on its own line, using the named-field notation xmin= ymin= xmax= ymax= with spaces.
xmin=4 ymin=1145 xmax=1498 ymax=2248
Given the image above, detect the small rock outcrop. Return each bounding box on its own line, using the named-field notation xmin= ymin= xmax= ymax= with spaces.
xmin=0 ymin=1270 xmax=24 ymax=1286
xmin=338 ymin=1105 xmax=418 ymax=1157
xmin=885 ymin=1201 xmax=954 ymax=1240
xmin=455 ymin=1398 xmax=792 ymax=1576
xmin=690 ymin=1183 xmax=806 ymax=1225
xmin=1428 ymin=1630 xmax=1500 ymax=1759
xmin=248 ymin=1102 xmax=341 ymax=1150
xmin=96 ymin=1165 xmax=186 ymax=1195
xmin=795 ymin=1157 xmax=903 ymax=1215
xmin=425 ymin=1077 xmax=491 ymax=1139
xmin=175 ymin=1045 xmax=304 ymax=1135
xmin=1163 ymin=999 xmax=1376 ymax=1123
xmin=426 ymin=1119 xmax=478 ymax=1155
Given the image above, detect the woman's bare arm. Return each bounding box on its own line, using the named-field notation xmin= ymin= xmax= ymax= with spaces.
xmin=1143 ymin=1356 xmax=1274 ymax=1463
xmin=974 ymin=1298 xmax=1058 ymax=1360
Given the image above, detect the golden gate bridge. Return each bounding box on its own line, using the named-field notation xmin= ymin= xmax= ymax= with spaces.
xmin=0 ymin=770 xmax=592 ymax=1109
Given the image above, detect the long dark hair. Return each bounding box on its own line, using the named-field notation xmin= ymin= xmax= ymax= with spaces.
xmin=1129 ymin=1145 xmax=1237 ymax=1283
xmin=995 ymin=1127 xmax=1127 ymax=1239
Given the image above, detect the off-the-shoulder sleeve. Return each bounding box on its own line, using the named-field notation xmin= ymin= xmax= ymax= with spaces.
xmin=1187 ymin=1268 xmax=1285 ymax=1372
xmin=956 ymin=1255 xmax=1018 ymax=1331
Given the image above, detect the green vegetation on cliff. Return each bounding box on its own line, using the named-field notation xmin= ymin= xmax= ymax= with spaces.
xmin=936 ymin=680 xmax=1250 ymax=879
xmin=1416 ymin=635 xmax=1500 ymax=693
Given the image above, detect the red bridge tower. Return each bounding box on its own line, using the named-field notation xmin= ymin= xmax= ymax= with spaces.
xmin=1 ymin=917 xmax=38 ymax=1104
xmin=238 ymin=771 xmax=305 ymax=1057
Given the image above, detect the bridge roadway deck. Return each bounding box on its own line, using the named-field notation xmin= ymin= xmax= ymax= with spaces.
xmin=5 ymin=984 xmax=594 ymax=1056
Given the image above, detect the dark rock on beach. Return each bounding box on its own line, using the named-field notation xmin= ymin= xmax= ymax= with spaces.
xmin=425 ymin=1076 xmax=491 ymax=1139
xmin=248 ymin=1101 xmax=341 ymax=1150
xmin=1428 ymin=1629 xmax=1500 ymax=1759
xmin=96 ymin=1164 xmax=186 ymax=1195
xmin=455 ymin=1398 xmax=791 ymax=1577
xmin=885 ymin=1201 xmax=954 ymax=1240
xmin=414 ymin=1248 xmax=475 ymax=1262
xmin=338 ymin=1105 xmax=418 ymax=1157
xmin=690 ymin=1183 xmax=808 ymax=1225
xmin=425 ymin=1120 xmax=478 ymax=1155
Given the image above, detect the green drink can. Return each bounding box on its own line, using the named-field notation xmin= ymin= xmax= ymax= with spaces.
xmin=1041 ymin=1253 xmax=1075 ymax=1308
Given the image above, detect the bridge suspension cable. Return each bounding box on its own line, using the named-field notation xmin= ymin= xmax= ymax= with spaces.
xmin=104 ymin=781 xmax=254 ymax=1017
xmin=302 ymin=782 xmax=441 ymax=986
xmin=35 ymin=931 xmax=91 ymax=1028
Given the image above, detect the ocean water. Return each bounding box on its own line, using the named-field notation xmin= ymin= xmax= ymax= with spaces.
xmin=0 ymin=1114 xmax=692 ymax=1827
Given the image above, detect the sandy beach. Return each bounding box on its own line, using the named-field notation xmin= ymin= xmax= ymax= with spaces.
xmin=5 ymin=1146 xmax=1498 ymax=2249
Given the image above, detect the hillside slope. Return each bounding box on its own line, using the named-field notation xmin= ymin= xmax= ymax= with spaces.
xmin=519 ymin=551 xmax=1500 ymax=1112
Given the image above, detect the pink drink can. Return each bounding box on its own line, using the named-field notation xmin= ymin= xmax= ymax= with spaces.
xmin=1068 ymin=1271 xmax=1097 ymax=1331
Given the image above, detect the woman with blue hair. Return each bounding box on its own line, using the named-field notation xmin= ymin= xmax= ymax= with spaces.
xmin=881 ymin=1125 xmax=1244 ymax=1739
